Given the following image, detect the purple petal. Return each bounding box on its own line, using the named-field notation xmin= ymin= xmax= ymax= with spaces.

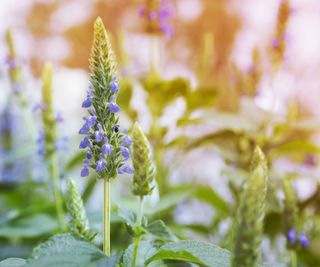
xmin=299 ymin=232 xmax=309 ymax=247
xmin=82 ymin=98 xmax=92 ymax=108
xmin=79 ymin=137 xmax=90 ymax=149
xmin=122 ymin=135 xmax=132 ymax=147
xmin=110 ymin=80 xmax=119 ymax=93
xmin=96 ymin=159 xmax=106 ymax=173
xmin=102 ymin=143 xmax=112 ymax=155
xmin=81 ymin=166 xmax=89 ymax=177
xmin=86 ymin=151 xmax=92 ymax=159
xmin=121 ymin=146 xmax=130 ymax=160
xmin=109 ymin=102 xmax=121 ymax=113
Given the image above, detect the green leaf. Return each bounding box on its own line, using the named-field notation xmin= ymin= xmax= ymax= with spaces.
xmin=145 ymin=220 xmax=178 ymax=242
xmin=24 ymin=233 xmax=117 ymax=267
xmin=145 ymin=240 xmax=231 ymax=267
xmin=0 ymin=258 xmax=26 ymax=267
xmin=122 ymin=240 xmax=164 ymax=267
xmin=0 ymin=214 xmax=58 ymax=239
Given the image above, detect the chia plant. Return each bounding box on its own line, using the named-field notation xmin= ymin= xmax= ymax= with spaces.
xmin=232 ymin=146 xmax=268 ymax=267
xmin=130 ymin=122 xmax=156 ymax=267
xmin=78 ymin=17 xmax=133 ymax=256
xmin=5 ymin=29 xmax=23 ymax=96
xmin=40 ymin=63 xmax=66 ymax=231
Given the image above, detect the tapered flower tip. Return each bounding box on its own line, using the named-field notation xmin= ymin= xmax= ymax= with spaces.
xmin=250 ymin=146 xmax=267 ymax=171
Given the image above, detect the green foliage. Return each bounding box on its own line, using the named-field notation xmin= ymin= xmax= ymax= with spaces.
xmin=65 ymin=179 xmax=97 ymax=241
xmin=131 ymin=122 xmax=156 ymax=197
xmin=24 ymin=234 xmax=118 ymax=267
xmin=233 ymin=147 xmax=269 ymax=267
xmin=146 ymin=240 xmax=231 ymax=267
xmin=0 ymin=214 xmax=58 ymax=239
xmin=0 ymin=258 xmax=26 ymax=267
xmin=282 ymin=179 xmax=298 ymax=236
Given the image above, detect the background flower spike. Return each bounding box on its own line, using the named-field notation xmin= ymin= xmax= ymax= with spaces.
xmin=66 ymin=179 xmax=97 ymax=241
xmin=131 ymin=121 xmax=156 ymax=197
xmin=232 ymin=146 xmax=268 ymax=267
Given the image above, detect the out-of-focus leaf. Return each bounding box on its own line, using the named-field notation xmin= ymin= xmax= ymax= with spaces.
xmin=0 ymin=214 xmax=58 ymax=239
xmin=146 ymin=220 xmax=178 ymax=242
xmin=0 ymin=258 xmax=26 ymax=267
xmin=268 ymin=140 xmax=320 ymax=159
xmin=24 ymin=233 xmax=118 ymax=267
xmin=145 ymin=240 xmax=231 ymax=267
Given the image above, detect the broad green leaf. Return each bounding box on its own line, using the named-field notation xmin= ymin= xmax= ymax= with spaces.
xmin=24 ymin=233 xmax=117 ymax=267
xmin=145 ymin=240 xmax=231 ymax=267
xmin=0 ymin=258 xmax=26 ymax=267
xmin=0 ymin=214 xmax=58 ymax=239
xmin=146 ymin=220 xmax=178 ymax=242
xmin=123 ymin=240 xmax=164 ymax=267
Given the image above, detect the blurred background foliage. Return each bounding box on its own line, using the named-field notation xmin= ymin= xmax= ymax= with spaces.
xmin=1 ymin=0 xmax=320 ymax=266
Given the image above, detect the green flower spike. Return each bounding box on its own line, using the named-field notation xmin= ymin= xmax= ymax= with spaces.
xmin=131 ymin=122 xmax=156 ymax=198
xmin=233 ymin=146 xmax=268 ymax=267
xmin=41 ymin=63 xmax=65 ymax=231
xmin=66 ymin=179 xmax=97 ymax=241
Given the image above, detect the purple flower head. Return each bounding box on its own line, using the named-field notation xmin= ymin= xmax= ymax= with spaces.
xmin=79 ymin=124 xmax=90 ymax=135
xmin=81 ymin=166 xmax=89 ymax=177
xmin=86 ymin=150 xmax=92 ymax=159
xmin=12 ymin=83 xmax=21 ymax=93
xmin=56 ymin=111 xmax=64 ymax=123
xmin=118 ymin=165 xmax=133 ymax=174
xmin=96 ymin=159 xmax=107 ymax=173
xmin=82 ymin=90 xmax=93 ymax=108
xmin=32 ymin=103 xmax=47 ymax=113
xmin=287 ymin=229 xmax=296 ymax=244
xmin=159 ymin=22 xmax=173 ymax=38
xmin=149 ymin=11 xmax=158 ymax=20
xmin=271 ymin=38 xmax=280 ymax=48
xmin=79 ymin=136 xmax=90 ymax=149
xmin=159 ymin=6 xmax=173 ymax=19
xmin=122 ymin=135 xmax=132 ymax=147
xmin=138 ymin=4 xmax=146 ymax=17
xmin=109 ymin=102 xmax=121 ymax=113
xmin=102 ymin=143 xmax=113 ymax=155
xmin=6 ymin=57 xmax=19 ymax=69
xmin=121 ymin=146 xmax=130 ymax=160
xmin=84 ymin=115 xmax=97 ymax=127
xmin=94 ymin=124 xmax=104 ymax=142
xmin=110 ymin=77 xmax=119 ymax=93
xmin=299 ymin=232 xmax=309 ymax=248
xmin=88 ymin=108 xmax=96 ymax=116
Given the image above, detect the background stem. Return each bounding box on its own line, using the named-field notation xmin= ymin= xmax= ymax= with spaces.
xmin=291 ymin=250 xmax=297 ymax=267
xmin=103 ymin=178 xmax=111 ymax=256
xmin=131 ymin=196 xmax=145 ymax=267
xmin=50 ymin=153 xmax=65 ymax=231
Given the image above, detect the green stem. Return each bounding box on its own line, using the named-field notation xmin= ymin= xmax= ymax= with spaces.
xmin=103 ymin=178 xmax=111 ymax=256
xmin=290 ymin=250 xmax=297 ymax=267
xmin=131 ymin=196 xmax=144 ymax=267
xmin=50 ymin=153 xmax=65 ymax=231
xmin=137 ymin=196 xmax=144 ymax=226
xmin=131 ymin=235 xmax=142 ymax=267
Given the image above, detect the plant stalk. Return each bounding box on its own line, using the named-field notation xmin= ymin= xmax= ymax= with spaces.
xmin=131 ymin=196 xmax=144 ymax=267
xmin=290 ymin=250 xmax=297 ymax=267
xmin=50 ymin=153 xmax=65 ymax=231
xmin=103 ymin=178 xmax=111 ymax=256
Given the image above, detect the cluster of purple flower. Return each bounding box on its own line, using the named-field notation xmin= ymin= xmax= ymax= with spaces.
xmin=288 ymin=229 xmax=309 ymax=248
xmin=79 ymin=78 xmax=133 ymax=178
xmin=138 ymin=0 xmax=174 ymax=37
xmin=36 ymin=111 xmax=68 ymax=156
